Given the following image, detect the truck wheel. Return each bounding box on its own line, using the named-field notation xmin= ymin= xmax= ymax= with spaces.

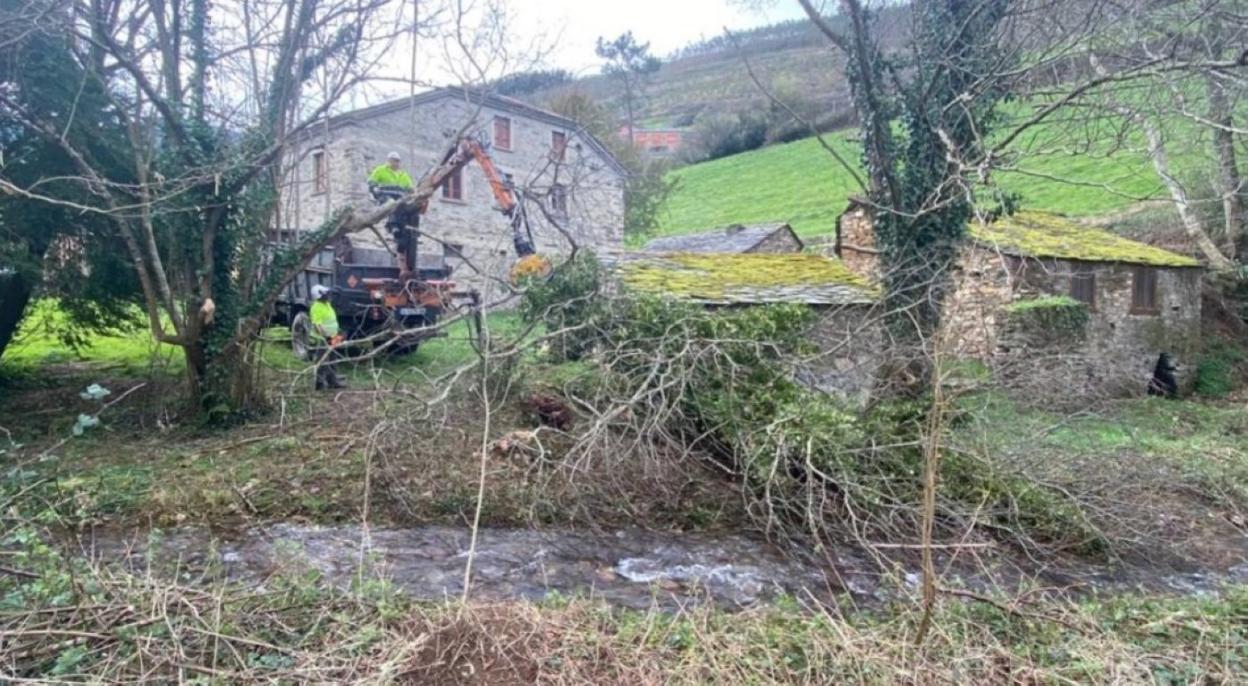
xmin=388 ymin=314 xmax=430 ymax=357
xmin=291 ymin=311 xmax=312 ymax=361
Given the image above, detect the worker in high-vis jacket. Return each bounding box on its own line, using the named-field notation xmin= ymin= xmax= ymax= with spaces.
xmin=368 ymin=151 xmax=417 ymax=234
xmin=367 ymin=151 xmax=414 ymax=191
xmin=309 ymin=284 xmax=345 ymax=390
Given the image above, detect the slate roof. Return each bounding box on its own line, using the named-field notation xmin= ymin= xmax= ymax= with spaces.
xmin=641 ymin=223 xmax=803 ymax=254
xmin=604 ymin=252 xmax=878 ymax=306
xmin=969 ymin=212 xmax=1200 ymax=268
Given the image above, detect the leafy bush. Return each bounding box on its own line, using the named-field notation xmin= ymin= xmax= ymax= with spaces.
xmin=1194 ymin=342 xmax=1247 ymax=397
xmin=520 ymin=251 xmax=604 ymax=361
xmin=683 ymin=111 xmax=769 ymax=163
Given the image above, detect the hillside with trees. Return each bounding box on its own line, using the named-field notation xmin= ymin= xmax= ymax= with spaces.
xmin=516 ymin=15 xmax=905 ymax=128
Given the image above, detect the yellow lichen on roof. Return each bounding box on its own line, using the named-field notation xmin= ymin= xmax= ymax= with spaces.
xmin=620 ymin=252 xmax=878 ymax=302
xmin=969 ymin=211 xmax=1200 ymax=267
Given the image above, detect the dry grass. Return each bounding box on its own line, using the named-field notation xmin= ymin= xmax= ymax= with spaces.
xmin=0 ymin=362 xmax=745 ymax=535
xmin=2 ymin=541 xmax=1244 ymax=684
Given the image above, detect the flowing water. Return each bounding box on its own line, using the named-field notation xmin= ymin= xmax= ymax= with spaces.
xmin=86 ymin=524 xmax=856 ymax=609
xmin=83 ymin=523 xmax=1248 ymax=609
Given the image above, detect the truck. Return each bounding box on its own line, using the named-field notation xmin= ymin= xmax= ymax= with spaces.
xmin=268 ymin=136 xmax=545 ymax=360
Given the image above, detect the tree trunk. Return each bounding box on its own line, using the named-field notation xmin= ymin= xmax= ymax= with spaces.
xmin=1142 ymin=118 xmax=1236 ymax=271
xmin=183 ymin=313 xmax=267 ymax=418
xmin=0 ymin=272 xmax=34 ymax=362
xmin=1206 ymin=76 xmax=1246 ymax=262
xmin=183 ymin=338 xmax=207 ymax=406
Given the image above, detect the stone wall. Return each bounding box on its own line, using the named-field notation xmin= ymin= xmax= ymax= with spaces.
xmin=834 ymin=206 xmax=880 ymax=282
xmin=283 ymin=96 xmax=626 ymax=302
xmin=940 ymin=247 xmax=1015 ymax=358
xmin=998 ymin=257 xmax=1202 ymax=396
xmin=749 ymin=230 xmax=804 ymax=254
xmin=834 ymin=208 xmax=1204 ymax=397
xmin=800 ymin=304 xmax=884 ymax=405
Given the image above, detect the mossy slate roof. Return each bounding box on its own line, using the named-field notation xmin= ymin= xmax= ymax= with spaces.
xmin=607 ymin=252 xmax=879 ymax=305
xmin=970 ymin=212 xmax=1200 ymax=267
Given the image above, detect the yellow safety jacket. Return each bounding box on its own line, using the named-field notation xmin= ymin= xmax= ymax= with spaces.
xmin=367 ymin=165 xmax=414 ymax=189
xmin=309 ymin=300 xmax=339 ymax=342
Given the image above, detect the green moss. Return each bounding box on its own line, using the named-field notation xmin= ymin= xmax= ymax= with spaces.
xmin=1003 ymin=294 xmax=1083 ymax=313
xmin=970 ymin=212 xmax=1200 ymax=267
xmin=1003 ymin=295 xmax=1089 ymax=337
xmin=620 ymin=253 xmax=878 ymax=300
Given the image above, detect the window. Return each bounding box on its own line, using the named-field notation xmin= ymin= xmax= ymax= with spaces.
xmin=493 ymin=116 xmax=512 ymax=150
xmin=550 ymin=183 xmax=568 ymax=214
xmin=312 ymin=150 xmax=327 ymax=194
xmin=1069 ymin=268 xmax=1096 ymax=308
xmin=551 ymin=131 xmax=567 ymax=161
xmin=1132 ymin=266 xmax=1159 ymax=314
xmin=441 ymin=167 xmax=463 ymax=201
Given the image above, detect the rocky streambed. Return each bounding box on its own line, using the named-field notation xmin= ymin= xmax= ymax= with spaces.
xmin=80 ymin=523 xmax=1248 ymax=609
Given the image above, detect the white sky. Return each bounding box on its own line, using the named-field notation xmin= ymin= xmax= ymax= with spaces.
xmin=506 ymin=0 xmax=808 ymax=74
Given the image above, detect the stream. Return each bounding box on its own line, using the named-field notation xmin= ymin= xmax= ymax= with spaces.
xmin=83 ymin=523 xmax=1248 ymax=610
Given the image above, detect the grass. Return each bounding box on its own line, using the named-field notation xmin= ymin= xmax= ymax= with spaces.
xmin=653 ymin=111 xmax=1210 ymax=242
xmin=954 ymin=392 xmax=1248 ymax=559
xmin=1 ymin=299 xmax=532 ymax=387
xmin=271 ymin=310 xmax=535 ymax=387
xmin=1 ymin=300 xmax=184 ymax=377
xmin=962 ymin=394 xmax=1248 ymax=474
xmin=657 ymin=133 xmax=867 ymax=241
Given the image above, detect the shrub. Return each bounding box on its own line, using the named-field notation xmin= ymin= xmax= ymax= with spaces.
xmin=520 ymin=251 xmax=604 ymax=361
xmin=1194 ymin=342 xmax=1247 ymax=397
xmin=624 ymin=159 xmax=681 ymax=240
xmin=682 ymin=111 xmax=769 ymax=163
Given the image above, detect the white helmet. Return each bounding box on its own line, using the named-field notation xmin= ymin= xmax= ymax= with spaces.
xmin=311 ymin=284 xmax=330 ymax=300
xmin=386 ymin=151 xmax=401 ymax=161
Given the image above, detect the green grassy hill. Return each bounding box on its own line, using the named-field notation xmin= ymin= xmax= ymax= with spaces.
xmin=654 ymin=126 xmax=1178 ymax=241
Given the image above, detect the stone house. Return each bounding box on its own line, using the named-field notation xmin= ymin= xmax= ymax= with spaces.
xmin=641 ymin=223 xmax=804 ymax=254
xmin=283 ymin=87 xmax=628 ymax=300
xmin=836 ymin=201 xmax=1204 ymax=396
xmin=604 ymin=251 xmax=882 ymax=401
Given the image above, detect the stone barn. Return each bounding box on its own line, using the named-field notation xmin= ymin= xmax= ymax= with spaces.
xmin=836 ymin=201 xmax=1204 ymax=396
xmin=283 ymin=87 xmax=627 ymax=300
xmin=641 ymin=223 xmax=804 ymax=254
xmin=604 ymin=252 xmax=882 ymax=402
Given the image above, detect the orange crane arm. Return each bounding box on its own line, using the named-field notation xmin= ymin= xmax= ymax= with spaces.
xmin=426 ymin=136 xmax=539 ymax=260
xmin=463 ymin=138 xmax=518 ymax=216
